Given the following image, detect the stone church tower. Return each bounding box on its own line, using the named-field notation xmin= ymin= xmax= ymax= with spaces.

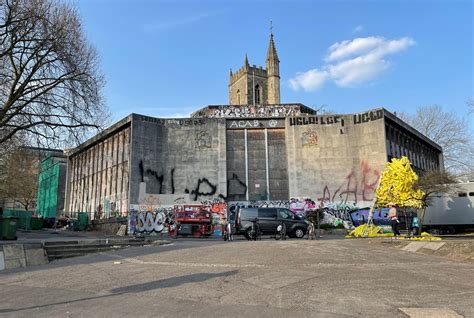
xmin=228 ymin=32 xmax=280 ymax=105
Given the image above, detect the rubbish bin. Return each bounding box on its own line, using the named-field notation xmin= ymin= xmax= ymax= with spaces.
xmin=18 ymin=211 xmax=32 ymax=230
xmin=0 ymin=217 xmax=3 ymax=239
xmin=76 ymin=212 xmax=89 ymax=231
xmin=1 ymin=216 xmax=18 ymax=240
xmin=31 ymin=217 xmax=43 ymax=230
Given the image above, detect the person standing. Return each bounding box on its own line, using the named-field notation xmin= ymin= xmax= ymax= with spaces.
xmin=388 ymin=203 xmax=400 ymax=236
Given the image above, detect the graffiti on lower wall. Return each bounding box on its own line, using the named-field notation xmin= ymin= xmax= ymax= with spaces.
xmin=128 ymin=199 xmax=228 ymax=236
xmin=128 ymin=204 xmax=175 ymax=235
xmin=317 ymin=160 xmax=380 ymax=206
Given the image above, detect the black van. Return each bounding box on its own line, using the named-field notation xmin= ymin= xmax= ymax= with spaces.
xmin=235 ymin=207 xmax=309 ymax=238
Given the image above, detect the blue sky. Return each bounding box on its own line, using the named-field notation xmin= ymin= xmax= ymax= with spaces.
xmin=76 ymin=0 xmax=473 ymax=122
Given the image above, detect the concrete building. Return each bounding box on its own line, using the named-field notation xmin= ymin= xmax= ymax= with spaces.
xmin=64 ymin=106 xmax=443 ymax=214
xmin=64 ymin=33 xmax=443 ymax=215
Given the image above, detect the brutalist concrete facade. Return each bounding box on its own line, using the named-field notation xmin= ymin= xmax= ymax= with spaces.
xmin=64 ymin=105 xmax=443 ymax=214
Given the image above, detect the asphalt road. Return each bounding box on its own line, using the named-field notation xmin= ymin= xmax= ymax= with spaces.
xmin=0 ymin=238 xmax=472 ymax=317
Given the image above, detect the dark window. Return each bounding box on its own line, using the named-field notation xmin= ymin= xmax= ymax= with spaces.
xmin=279 ymin=209 xmax=294 ymax=220
xmin=255 ymin=84 xmax=261 ymax=104
xmin=458 ymin=193 xmax=467 ymax=197
xmin=258 ymin=208 xmax=277 ymax=218
xmin=469 ymin=192 xmax=474 ymax=197
xmin=241 ymin=208 xmax=258 ymax=219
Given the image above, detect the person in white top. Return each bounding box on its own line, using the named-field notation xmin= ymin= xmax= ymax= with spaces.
xmin=388 ymin=203 xmax=400 ymax=236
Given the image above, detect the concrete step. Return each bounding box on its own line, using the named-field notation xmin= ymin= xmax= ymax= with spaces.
xmin=44 ymin=242 xmax=150 ymax=251
xmin=46 ymin=246 xmax=126 ymax=255
xmin=44 ymin=239 xmax=153 ymax=261
xmin=43 ymin=238 xmax=146 ymax=247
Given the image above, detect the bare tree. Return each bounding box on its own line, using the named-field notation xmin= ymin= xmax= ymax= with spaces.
xmin=399 ymin=105 xmax=474 ymax=177
xmin=0 ymin=146 xmax=39 ymax=210
xmin=468 ymin=99 xmax=474 ymax=115
xmin=416 ymin=170 xmax=459 ymax=207
xmin=0 ymin=0 xmax=108 ymax=148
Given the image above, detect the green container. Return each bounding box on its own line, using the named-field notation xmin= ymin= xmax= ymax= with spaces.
xmin=76 ymin=212 xmax=89 ymax=231
xmin=0 ymin=218 xmax=3 ymax=239
xmin=17 ymin=211 xmax=33 ymax=230
xmin=1 ymin=217 xmax=18 ymax=240
xmin=31 ymin=217 xmax=43 ymax=230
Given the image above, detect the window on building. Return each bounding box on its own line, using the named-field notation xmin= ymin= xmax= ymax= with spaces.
xmin=255 ymin=84 xmax=261 ymax=104
xmin=458 ymin=193 xmax=467 ymax=197
xmin=237 ymin=89 xmax=240 ymax=104
xmin=469 ymin=192 xmax=474 ymax=197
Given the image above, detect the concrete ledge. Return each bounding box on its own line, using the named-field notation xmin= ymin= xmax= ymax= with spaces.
xmin=393 ymin=240 xmax=474 ymax=263
xmin=401 ymin=242 xmax=427 ymax=253
xmin=0 ymin=243 xmax=48 ymax=270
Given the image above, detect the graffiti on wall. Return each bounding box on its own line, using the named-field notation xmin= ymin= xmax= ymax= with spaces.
xmin=289 ymin=116 xmax=343 ymax=126
xmin=195 ymin=131 xmax=212 ymax=149
xmin=301 ymin=129 xmax=318 ymax=146
xmin=139 ymin=115 xmax=206 ymax=127
xmin=193 ymin=104 xmax=307 ymax=118
xmin=317 ymin=161 xmax=380 ymax=206
xmin=353 ymin=109 xmax=383 ymax=125
xmin=128 ymin=201 xmax=228 ymax=236
xmin=139 ymin=161 xmax=224 ymax=201
xmin=350 ymin=208 xmax=390 ymax=226
xmin=128 ymin=204 xmax=175 ymax=235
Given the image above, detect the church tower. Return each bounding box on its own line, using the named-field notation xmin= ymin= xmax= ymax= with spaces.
xmin=228 ymin=30 xmax=281 ymax=105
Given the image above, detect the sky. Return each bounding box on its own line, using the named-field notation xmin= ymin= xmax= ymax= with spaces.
xmin=76 ymin=0 xmax=473 ymax=122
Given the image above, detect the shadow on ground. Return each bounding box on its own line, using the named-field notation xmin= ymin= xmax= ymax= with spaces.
xmin=0 ymin=270 xmax=238 ymax=314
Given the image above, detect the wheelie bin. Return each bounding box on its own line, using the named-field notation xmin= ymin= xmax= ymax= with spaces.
xmin=76 ymin=212 xmax=89 ymax=231
xmin=1 ymin=216 xmax=18 ymax=240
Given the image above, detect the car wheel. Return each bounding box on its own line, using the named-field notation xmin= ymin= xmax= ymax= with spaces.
xmin=246 ymin=228 xmax=253 ymax=240
xmin=294 ymin=228 xmax=305 ymax=239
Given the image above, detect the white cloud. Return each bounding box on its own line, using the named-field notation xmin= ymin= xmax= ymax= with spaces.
xmin=328 ymin=54 xmax=389 ymax=87
xmin=289 ymin=36 xmax=416 ymax=91
xmin=353 ymin=25 xmax=364 ymax=33
xmin=326 ymin=36 xmax=385 ymax=62
xmin=289 ymin=69 xmax=328 ymax=91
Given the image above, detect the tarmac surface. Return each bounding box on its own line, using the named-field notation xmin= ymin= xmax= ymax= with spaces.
xmin=0 ymin=237 xmax=473 ymax=317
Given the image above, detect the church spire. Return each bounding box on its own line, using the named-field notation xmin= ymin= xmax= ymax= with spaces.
xmin=244 ymin=53 xmax=249 ymax=69
xmin=266 ymin=21 xmax=279 ymax=64
xmin=266 ymin=20 xmax=280 ymax=104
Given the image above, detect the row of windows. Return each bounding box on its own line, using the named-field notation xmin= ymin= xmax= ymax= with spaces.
xmin=385 ymin=124 xmax=440 ymax=171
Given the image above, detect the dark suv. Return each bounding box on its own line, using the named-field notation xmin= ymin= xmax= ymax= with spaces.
xmin=235 ymin=207 xmax=309 ymax=239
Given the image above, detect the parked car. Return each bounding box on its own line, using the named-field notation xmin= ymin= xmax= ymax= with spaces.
xmin=235 ymin=207 xmax=309 ymax=238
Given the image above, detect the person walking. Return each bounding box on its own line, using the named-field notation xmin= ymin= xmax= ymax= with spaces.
xmin=388 ymin=203 xmax=400 ymax=236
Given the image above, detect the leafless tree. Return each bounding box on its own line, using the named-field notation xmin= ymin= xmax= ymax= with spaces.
xmin=0 ymin=0 xmax=109 ymax=149
xmin=416 ymin=170 xmax=459 ymax=206
xmin=399 ymin=105 xmax=474 ymax=178
xmin=468 ymin=99 xmax=474 ymax=115
xmin=0 ymin=146 xmax=40 ymax=210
